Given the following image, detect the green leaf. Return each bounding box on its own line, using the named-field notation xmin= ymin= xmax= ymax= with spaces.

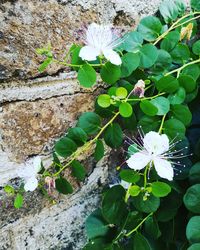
xmin=71 ymin=45 xmax=84 ymax=67
xmin=184 ymin=184 xmax=200 ymax=213
xmin=151 ymin=182 xmax=171 ymax=197
xmin=171 ymin=104 xmax=192 ymax=126
xmin=120 ymin=31 xmax=143 ymax=52
xmin=78 ymin=112 xmax=101 ymax=135
xmin=191 ymin=0 xmax=200 ymax=11
xmin=94 ymin=139 xmax=104 ymax=161
xmin=192 ymin=40 xmax=200 ymax=55
xmin=152 ymin=49 xmax=172 ymax=73
xmin=131 ymin=233 xmax=151 ymax=250
xmin=85 ymin=209 xmax=110 ymax=239
xmin=145 ymin=216 xmax=161 ymax=239
xmin=159 ymin=0 xmax=179 ymax=23
xmin=71 ymin=160 xmax=86 ymax=181
xmin=78 ymin=64 xmax=97 ymax=88
xmin=186 ymin=216 xmax=200 ymax=243
xmin=116 ymin=87 xmax=128 ymax=99
xmin=140 ymin=100 xmax=158 ymax=116
xmin=138 ymin=115 xmax=160 ymax=133
xmin=119 ymin=102 xmax=133 ymax=118
xmin=67 ymin=127 xmax=88 ymax=146
xmin=188 ymin=243 xmax=200 ymax=250
xmin=156 ymin=75 xmax=179 ymax=93
xmin=38 ymin=57 xmax=52 ymax=72
xmin=120 ymin=169 xmax=141 ymax=183
xmin=4 ymin=185 xmax=15 ymax=194
xmin=151 ymin=97 xmax=170 ymax=115
xmin=121 ymin=52 xmax=140 ymax=77
xmin=132 ymin=194 xmax=160 ymax=213
xmin=178 ymin=75 xmax=197 ymax=93
xmin=14 ymin=193 xmax=23 ymax=209
xmin=55 ymin=177 xmax=73 ymax=194
xmin=55 ymin=137 xmax=77 ymax=158
xmin=171 ymin=44 xmax=190 ymax=64
xmin=100 ymin=62 xmax=121 ymax=84
xmin=102 ymin=185 xmax=128 ymax=225
xmin=97 ymin=94 xmax=111 ymax=108
xmin=182 ymin=64 xmax=200 ymax=81
xmin=163 ymin=118 xmax=186 ymax=139
xmin=137 ymin=16 xmax=162 ymax=41
xmin=168 ymin=87 xmax=186 ymax=104
xmin=160 ymin=31 xmax=180 ymax=52
xmin=104 ymin=123 xmax=123 ymax=148
xmin=129 ymin=185 xmax=141 ymax=196
xmin=127 ymin=143 xmax=139 ymax=156
xmin=139 ymin=44 xmax=158 ymax=68
xmin=189 ymin=162 xmax=200 ymax=184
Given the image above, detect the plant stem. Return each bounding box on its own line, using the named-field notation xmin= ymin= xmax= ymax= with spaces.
xmin=53 ymin=112 xmax=119 ymax=177
xmin=158 ymin=114 xmax=166 ymax=134
xmin=165 ymin=58 xmax=200 ymax=76
xmin=143 ymin=165 xmax=149 ymax=188
xmin=125 ymin=212 xmax=153 ymax=237
xmin=153 ymin=12 xmax=200 ymax=45
xmin=127 ymin=92 xmax=165 ymax=102
xmin=53 ymin=59 xmax=104 ymax=68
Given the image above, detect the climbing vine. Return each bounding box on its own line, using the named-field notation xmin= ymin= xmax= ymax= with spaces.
xmin=3 ymin=0 xmax=200 ymax=249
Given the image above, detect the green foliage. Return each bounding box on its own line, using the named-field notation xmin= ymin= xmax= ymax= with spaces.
xmin=55 ymin=137 xmax=77 ymax=158
xmin=77 ymin=112 xmax=101 ymax=135
xmin=14 ymin=193 xmax=23 ymax=209
xmin=71 ymin=160 xmax=86 ymax=181
xmin=94 ymin=139 xmax=104 ymax=161
xmin=151 ymin=182 xmax=171 ymax=197
xmin=55 ymin=177 xmax=73 ymax=194
xmin=104 ymin=123 xmax=123 ymax=148
xmin=120 ymin=169 xmax=140 ymax=183
xmin=121 ymin=52 xmax=140 ymax=77
xmin=100 ymin=62 xmax=121 ymax=84
xmin=186 ymin=216 xmax=200 ymax=243
xmin=139 ymin=44 xmax=158 ymax=68
xmin=78 ymin=64 xmax=97 ymax=87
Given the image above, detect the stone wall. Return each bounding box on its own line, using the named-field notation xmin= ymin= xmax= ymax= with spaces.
xmin=0 ymin=0 xmax=161 ymax=249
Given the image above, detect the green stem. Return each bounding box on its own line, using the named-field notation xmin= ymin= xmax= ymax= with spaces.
xmin=53 ymin=112 xmax=119 ymax=177
xmin=143 ymin=165 xmax=149 ymax=188
xmin=125 ymin=184 xmax=132 ymax=203
xmin=153 ymin=12 xmax=200 ymax=45
xmin=158 ymin=114 xmax=166 ymax=134
xmin=53 ymin=59 xmax=104 ymax=68
xmin=125 ymin=212 xmax=153 ymax=237
xmin=127 ymin=92 xmax=165 ymax=102
xmin=165 ymin=58 xmax=200 ymax=76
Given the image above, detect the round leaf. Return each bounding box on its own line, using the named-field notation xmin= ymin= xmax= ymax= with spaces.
xmin=121 ymin=52 xmax=140 ymax=77
xmin=192 ymin=40 xmax=200 ymax=55
xmin=71 ymin=160 xmax=86 ymax=181
xmin=100 ymin=62 xmax=121 ymax=84
xmin=14 ymin=194 xmax=23 ymax=209
xmin=184 ymin=184 xmax=200 ymax=213
xmin=186 ymin=216 xmax=200 ymax=243
xmin=138 ymin=16 xmax=162 ymax=41
xmin=171 ymin=104 xmax=192 ymax=126
xmin=120 ymin=31 xmax=143 ymax=52
xmin=156 ymin=75 xmax=179 ymax=93
xmin=191 ymin=0 xmax=200 ymax=11
xmin=151 ymin=182 xmax=171 ymax=197
xmin=132 ymin=234 xmax=151 ymax=250
xmin=163 ymin=118 xmax=186 ymax=139
xmin=132 ymin=194 xmax=160 ymax=213
xmin=171 ymin=44 xmax=190 ymax=64
xmin=120 ymin=169 xmax=141 ymax=183
xmin=188 ymin=243 xmax=200 ymax=250
xmin=77 ymin=64 xmax=96 ymax=87
xmin=116 ymin=87 xmax=128 ymax=99
xmin=168 ymin=87 xmax=186 ymax=104
xmin=151 ymin=97 xmax=170 ymax=115
xmin=139 ymin=44 xmax=158 ymax=68
xmin=160 ymin=31 xmax=180 ymax=52
xmin=78 ymin=112 xmax=101 ymax=135
xmin=104 ymin=123 xmax=123 ymax=148
xmin=55 ymin=137 xmax=77 ymax=158
xmin=178 ymin=75 xmax=197 ymax=93
xmin=67 ymin=127 xmax=88 ymax=146
xmin=129 ymin=185 xmax=141 ymax=197
xmin=140 ymin=100 xmax=158 ymax=116
xmin=189 ymin=162 xmax=200 ymax=184
xmin=119 ymin=102 xmax=133 ymax=118
xmin=97 ymin=94 xmax=111 ymax=108
xmin=94 ymin=139 xmax=104 ymax=161
xmin=55 ymin=177 xmax=73 ymax=194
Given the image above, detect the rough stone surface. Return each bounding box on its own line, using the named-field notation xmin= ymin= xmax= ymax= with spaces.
xmin=0 ymin=0 xmax=162 ymax=249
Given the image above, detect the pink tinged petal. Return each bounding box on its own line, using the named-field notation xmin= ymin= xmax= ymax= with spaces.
xmin=79 ymin=46 xmax=100 ymax=61
xmin=126 ymin=152 xmax=151 ymax=170
xmin=24 ymin=177 xmax=38 ymax=192
xmin=103 ymin=48 xmax=122 ymax=65
xmin=154 ymin=158 xmax=174 ymax=181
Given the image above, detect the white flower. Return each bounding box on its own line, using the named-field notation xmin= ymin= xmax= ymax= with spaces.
xmin=79 ymin=23 xmax=122 ymax=65
xmin=126 ymin=131 xmax=176 ymax=181
xmin=18 ymin=157 xmax=42 ymax=192
xmin=133 ymin=79 xmax=145 ymax=98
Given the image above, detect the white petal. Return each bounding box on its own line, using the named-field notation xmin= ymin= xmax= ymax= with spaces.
xmin=126 ymin=152 xmax=150 ymax=170
xmin=103 ymin=48 xmax=122 ymax=65
xmin=79 ymin=46 xmax=100 ymax=61
xmin=143 ymin=131 xmax=169 ymax=155
xmin=33 ymin=156 xmax=42 ymax=173
xmin=120 ymin=180 xmax=130 ymax=190
xmin=154 ymin=158 xmax=174 ymax=181
xmin=24 ymin=177 xmax=38 ymax=192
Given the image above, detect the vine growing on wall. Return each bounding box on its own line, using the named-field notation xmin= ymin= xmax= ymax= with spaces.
xmin=3 ymin=0 xmax=200 ymax=249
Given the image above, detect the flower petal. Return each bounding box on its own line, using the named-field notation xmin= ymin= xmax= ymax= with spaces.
xmin=33 ymin=156 xmax=42 ymax=173
xmin=24 ymin=177 xmax=38 ymax=192
xmin=154 ymin=158 xmax=174 ymax=181
xmin=79 ymin=46 xmax=100 ymax=61
xmin=103 ymin=48 xmax=122 ymax=65
xmin=126 ymin=152 xmax=150 ymax=170
xmin=143 ymin=131 xmax=169 ymax=155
